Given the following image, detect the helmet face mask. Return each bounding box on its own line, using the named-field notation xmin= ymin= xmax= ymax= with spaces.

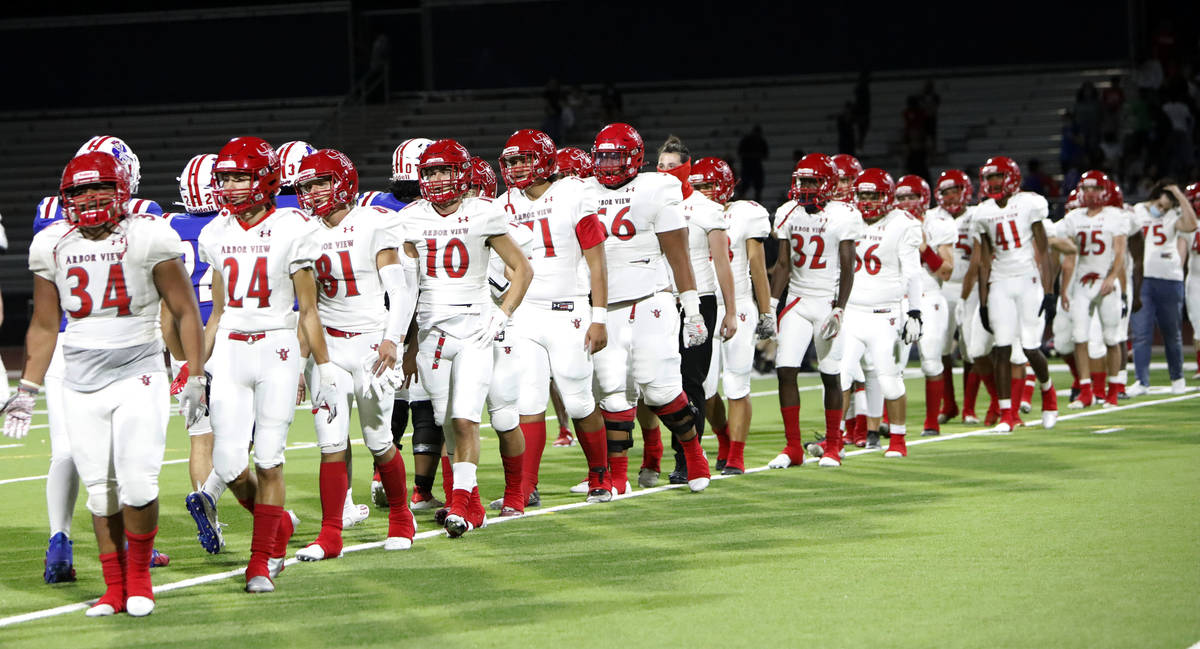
xmin=499 ymin=129 xmax=556 ymax=190
xmin=417 ymin=140 xmax=473 ymax=206
xmin=295 ymin=149 xmax=359 ymax=219
xmin=213 ymin=136 xmax=280 ymax=215
xmin=1076 ymin=170 xmax=1111 ymax=209
xmin=853 ymin=169 xmax=895 ymax=222
xmin=297 ymin=176 xmax=337 ymax=217
xmin=689 ymin=157 xmax=735 ymax=204
xmin=935 ymin=169 xmax=973 ymax=214
xmin=788 ymin=154 xmax=836 ymax=208
xmin=978 ymin=156 xmax=1021 ymax=201
xmin=894 ymin=175 xmax=931 ymax=218
xmin=60 ymin=152 xmax=131 ymax=228
xmin=830 ymin=154 xmax=863 ymax=201
xmin=591 ymin=123 xmax=644 ymax=187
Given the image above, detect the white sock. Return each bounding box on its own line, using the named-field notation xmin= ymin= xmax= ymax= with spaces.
xmin=1117 ymin=369 xmax=1128 ymax=385
xmin=854 ymin=389 xmax=868 ymax=416
xmin=452 ymin=462 xmax=478 ymax=491
xmin=201 ymin=469 xmax=227 ymax=504
xmin=46 ymin=456 xmax=79 ymax=537
xmin=890 ymin=424 xmax=907 ymax=437
xmin=1040 ymin=379 xmax=1054 ymax=392
xmin=999 ymin=399 xmax=1012 ymax=410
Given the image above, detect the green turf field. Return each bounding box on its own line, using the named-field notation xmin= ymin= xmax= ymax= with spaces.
xmin=1 ymin=365 xmax=1198 ymax=648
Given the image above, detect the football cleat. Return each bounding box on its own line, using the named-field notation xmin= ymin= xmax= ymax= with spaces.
xmin=343 ymin=502 xmax=370 ymax=529
xmin=884 ymin=435 xmax=907 ymax=458
xmin=687 ymin=477 xmax=710 ymax=492
xmin=637 ymin=468 xmax=659 ymax=488
xmin=125 ymin=596 xmax=155 ymax=617
xmin=245 ymin=576 xmax=275 ymax=593
xmin=296 ymin=543 xmax=336 ymax=562
xmin=487 ymin=497 xmax=505 ymax=511
xmin=767 ymin=453 xmax=795 ymax=469
xmin=818 ymin=455 xmax=842 ymax=468
xmin=384 ymin=536 xmax=414 ymax=551
xmin=371 ymin=477 xmax=387 ymax=509
xmin=586 ymin=488 xmax=613 ymax=503
xmin=151 ymin=548 xmax=170 ymax=568
xmin=185 ymin=491 xmax=224 ymax=554
xmin=1042 ymin=410 xmax=1058 ymax=429
xmin=569 ymin=480 xmax=589 ymax=494
xmin=433 ymin=507 xmax=450 ymax=526
xmin=714 ymin=459 xmax=727 ymax=472
xmin=44 ymin=532 xmax=76 ymax=583
xmin=962 ymin=413 xmax=980 ymax=425
xmin=878 ymin=421 xmax=890 ymax=436
xmin=668 ymin=467 xmax=688 ymax=485
xmin=552 ymin=428 xmax=575 ymax=447
xmin=499 ymin=506 xmax=524 ymax=517
xmin=267 ymin=557 xmax=286 ymax=579
xmin=409 ymin=488 xmax=443 ymax=511
xmin=921 ymin=429 xmax=940 ymax=437
xmin=526 ymin=489 xmax=541 ymax=508
xmin=720 ymin=466 xmax=744 ymax=475
xmin=1019 ymin=401 xmax=1032 ymax=414
xmin=805 ymin=440 xmax=825 ymax=458
xmin=865 ymin=432 xmax=881 ymax=449
xmin=1068 ymin=399 xmax=1087 ymax=410
xmin=85 ymin=603 xmax=119 ymax=617
xmin=938 ymin=403 xmax=958 ymax=425
xmin=444 ymin=513 xmax=473 ymax=538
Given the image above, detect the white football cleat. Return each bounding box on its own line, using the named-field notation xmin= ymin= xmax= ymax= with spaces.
xmin=1067 ymin=400 xmax=1086 ymax=410
xmin=487 ymin=497 xmax=504 ymax=511
xmin=384 ymin=537 xmax=413 ymax=551
xmin=268 ymin=557 xmax=286 ymax=578
xmin=569 ymin=480 xmax=589 ymax=494
xmin=767 ymin=453 xmax=794 ymax=469
xmin=1126 ymin=382 xmax=1149 ymax=397
xmin=1042 ymin=410 xmax=1058 ymax=429
xmin=993 ymin=421 xmax=1013 ymax=433
xmin=245 ymin=576 xmax=274 ymax=593
xmin=637 ymin=468 xmax=659 ymax=488
xmin=585 ymin=488 xmax=612 ymax=504
xmin=126 ymin=596 xmax=154 ymax=617
xmin=1019 ymin=401 xmax=1032 ymax=414
xmin=687 ymin=477 xmax=710 ymax=492
xmin=963 ymin=414 xmax=981 ymax=424
xmin=818 ymin=455 xmax=842 ymax=468
xmin=343 ymin=503 xmax=370 ymax=528
xmin=85 ymin=603 xmax=118 ymax=617
xmin=296 ymin=543 xmax=336 ymax=561
xmin=1171 ymin=378 xmax=1186 ymax=394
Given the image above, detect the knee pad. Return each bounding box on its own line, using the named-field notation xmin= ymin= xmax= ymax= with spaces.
xmin=85 ymin=481 xmax=120 ymax=517
xmin=364 ymin=426 xmax=394 ymax=456
xmin=561 ymin=388 xmax=596 ymax=422
xmin=410 ymin=401 xmax=443 ymax=456
xmin=642 ymin=383 xmax=683 ymax=409
xmin=607 ymin=436 xmax=634 ymax=453
xmin=489 ymin=406 xmax=519 ymax=434
xmin=317 ymin=437 xmax=349 ymax=454
xmin=600 ymin=408 xmax=636 ymax=434
xmin=880 ymin=374 xmax=906 ymax=401
xmin=649 ymin=393 xmax=698 ymax=437
xmin=391 ymin=399 xmax=410 ymax=439
xmin=921 ymin=358 xmax=944 ymax=377
xmin=119 ymin=476 xmax=159 ymax=509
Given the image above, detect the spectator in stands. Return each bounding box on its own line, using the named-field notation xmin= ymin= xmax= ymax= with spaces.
xmin=1161 ymin=88 xmax=1196 ymax=179
xmin=919 ymin=80 xmax=940 ymax=151
xmin=854 ymin=70 xmax=871 ymax=148
xmin=836 ymin=101 xmax=857 ymax=156
xmin=1074 ymin=82 xmax=1102 ymax=151
xmin=542 ymin=78 xmax=564 ymax=143
xmin=565 ymin=84 xmax=586 ymax=138
xmin=1022 ymin=159 xmax=1058 ymax=198
xmin=601 ymin=81 xmax=623 ymax=123
xmin=1101 ymin=75 xmax=1125 ymax=140
xmin=736 ymin=125 xmax=768 ymax=202
xmin=1059 ymin=110 xmax=1084 ymax=190
xmin=902 ymin=96 xmax=930 ymax=181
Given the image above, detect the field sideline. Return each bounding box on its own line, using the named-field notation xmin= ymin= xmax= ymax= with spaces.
xmin=1 ymin=364 xmax=1198 ymax=648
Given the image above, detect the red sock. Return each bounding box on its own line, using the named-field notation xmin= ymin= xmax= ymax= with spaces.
xmin=467 ymin=486 xmax=485 ymax=526
xmin=440 ymin=456 xmax=454 ymax=504
xmin=924 ymin=378 xmax=943 ymax=431
xmin=95 ymin=551 xmax=126 ymax=612
xmin=714 ymin=425 xmax=731 ymax=462
xmin=376 ymin=452 xmax=414 ymax=539
xmin=315 ymin=461 xmax=347 ymax=553
xmin=824 ymin=409 xmax=843 ymax=456
xmin=248 ymin=504 xmax=283 ymax=580
xmin=450 ymin=488 xmax=471 ymax=518
xmin=781 ymin=405 xmax=801 ymax=453
xmin=519 ymin=420 xmax=547 ymax=498
xmin=1022 ymin=371 xmax=1036 ymax=405
xmin=680 ymin=435 xmax=710 ymax=480
xmin=942 ymin=367 xmax=958 ymax=412
xmin=640 ymin=426 xmax=663 ymax=471
xmin=609 ymin=455 xmax=629 ymax=493
xmin=727 ymin=441 xmax=746 ymax=470
xmin=501 ymin=453 xmax=525 ymax=510
xmin=1090 ymin=372 xmax=1107 ymax=395
xmin=964 ymin=371 xmax=981 ymax=414
xmin=1010 ymin=378 xmax=1024 ymax=417
xmin=1080 ymin=380 xmax=1095 ymax=404
xmin=854 ymin=414 xmax=868 ymax=445
xmin=1107 ymin=380 xmax=1123 ymax=404
xmin=883 ymin=409 xmax=890 ymax=424
xmin=124 ymin=528 xmax=156 ymax=601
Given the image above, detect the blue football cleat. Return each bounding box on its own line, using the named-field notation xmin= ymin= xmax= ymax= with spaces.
xmin=44 ymin=532 xmax=76 ymax=583
xmin=185 ymin=491 xmax=224 ymax=554
xmin=151 ymin=548 xmax=170 ymax=568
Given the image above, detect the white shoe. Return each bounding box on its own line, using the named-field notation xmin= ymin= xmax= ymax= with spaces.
xmin=1067 ymin=400 xmax=1086 ymax=410
xmin=85 ymin=603 xmax=118 ymax=617
xmin=993 ymin=421 xmax=1013 ymax=433
xmin=818 ymin=455 xmax=842 ymax=468
xmin=371 ymin=480 xmax=387 ymax=508
xmin=245 ymin=576 xmax=275 ymax=593
xmin=687 ymin=477 xmax=710 ymax=492
xmin=1042 ymin=410 xmax=1058 ymax=429
xmin=126 ymin=596 xmax=154 ymax=617
xmin=637 ymin=468 xmax=659 ymax=488
xmin=384 ymin=536 xmax=413 ymax=550
xmin=1126 ymin=382 xmax=1149 ymax=397
xmin=1101 ymin=401 xmax=1116 ymax=409
xmin=296 ymin=543 xmax=335 ymax=561
xmin=268 ymin=557 xmax=286 ymax=579
xmin=585 ymin=488 xmax=612 ymax=503
xmin=767 ymin=453 xmax=793 ymax=469
xmin=1019 ymin=401 xmax=1032 ymax=414
xmin=488 ymin=497 xmax=504 ymax=511
xmin=343 ymin=503 xmax=370 ymax=528
xmin=569 ymin=480 xmax=589 ymax=494
xmin=1171 ymin=378 xmax=1186 ymax=394
xmin=613 ymin=480 xmax=632 ymax=496
xmin=963 ymin=414 xmax=981 ymax=424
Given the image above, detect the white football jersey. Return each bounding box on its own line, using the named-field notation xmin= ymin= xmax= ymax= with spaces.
xmin=927 ymin=205 xmax=976 ymax=284
xmin=725 ymin=200 xmax=771 ymax=300
xmin=402 ymin=196 xmax=509 ymax=328
xmin=919 ymin=214 xmax=957 ymax=293
xmin=584 ymin=173 xmax=686 ymax=303
xmin=500 ymin=176 xmax=604 ymax=305
xmin=1188 ymin=229 xmax=1200 ymax=278
xmin=972 ymin=191 xmax=1050 ymax=280
xmin=1061 ymin=206 xmax=1129 ymax=278
xmin=1134 ymin=203 xmax=1188 ymax=281
xmin=312 ymin=205 xmax=403 ymax=331
xmin=674 ymin=191 xmax=727 ymax=294
xmin=29 ymin=215 xmax=184 ymax=348
xmin=487 ymin=221 xmax=535 ymax=301
xmin=772 ymin=199 xmax=864 ymax=300
xmin=848 ymin=209 xmax=924 ymax=308
xmin=198 ymin=207 xmax=320 ymax=333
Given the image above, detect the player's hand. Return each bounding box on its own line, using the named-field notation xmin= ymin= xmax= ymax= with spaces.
xmin=1099 ymin=278 xmax=1115 ymax=297
xmin=720 ymin=311 xmax=738 ymax=341
xmin=371 ymin=340 xmax=398 ymax=376
xmin=473 ymin=313 xmax=507 ymax=347
xmin=296 ymin=372 xmax=307 ymax=406
xmin=401 ymin=349 xmax=418 ymax=390
xmin=1041 ymin=293 xmax=1057 ymax=323
xmin=2 ymin=381 xmax=37 ymax=439
xmin=902 ymin=310 xmax=923 ymax=344
xmin=361 ymin=352 xmax=401 ymax=399
xmin=584 ymin=323 xmax=608 ymax=354
xmin=179 ymin=375 xmax=209 ymax=429
xmin=682 ymin=313 xmax=709 ymax=348
xmin=312 ymin=363 xmax=339 ymax=424
xmin=954 ymin=300 xmax=965 ymax=327
xmin=979 ymin=305 xmax=993 ymax=333
xmin=1061 ymin=293 xmax=1071 ymax=313
xmin=755 ymin=311 xmax=776 ymax=340
xmin=819 ymin=307 xmax=843 ymax=340
xmin=169 ymin=362 xmax=190 ymax=396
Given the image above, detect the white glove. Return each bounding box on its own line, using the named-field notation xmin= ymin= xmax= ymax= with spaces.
xmin=954 ymin=300 xmax=965 ymax=328
xmin=755 ymin=311 xmax=776 ymax=340
xmin=683 ymin=313 xmax=709 ymax=348
xmin=312 ymin=362 xmax=340 ymax=423
xmin=360 ymin=352 xmax=402 ymax=399
xmin=819 ymin=307 xmax=843 ymax=340
xmin=179 ymin=375 xmax=209 ymax=429
xmin=473 ymin=313 xmax=508 ymax=347
xmin=902 ymin=310 xmax=923 ymax=344
xmin=2 ymin=381 xmax=38 ymax=439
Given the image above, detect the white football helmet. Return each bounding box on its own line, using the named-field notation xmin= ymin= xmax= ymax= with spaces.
xmin=276 ymin=140 xmax=315 ymax=187
xmin=177 ymin=154 xmax=219 ymax=214
xmin=392 ymin=138 xmax=433 ymax=182
xmin=76 ymin=135 xmax=141 ymax=194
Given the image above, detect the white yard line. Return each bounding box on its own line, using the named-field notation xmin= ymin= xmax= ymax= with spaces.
xmin=0 ymin=390 xmax=1195 ymax=628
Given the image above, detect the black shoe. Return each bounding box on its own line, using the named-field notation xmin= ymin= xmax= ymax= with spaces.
xmin=433 ymin=507 xmax=449 ymax=526
xmin=865 ymin=431 xmax=881 ymax=449
xmin=878 ymin=422 xmax=890 ymax=438
xmin=1118 ymin=390 xmax=1129 ymax=401
xmin=921 ymin=429 xmax=940 ymax=437
xmin=720 ymin=466 xmax=744 ymax=476
xmin=525 ymin=488 xmax=540 ymax=508
xmin=714 ymin=459 xmax=727 ymax=472
xmin=1070 ymin=386 xmax=1080 ymax=403
xmin=668 ymin=467 xmax=688 ymax=485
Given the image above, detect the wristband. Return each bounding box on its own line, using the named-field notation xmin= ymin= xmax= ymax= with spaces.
xmin=920 ymin=245 xmax=945 ymax=272
xmin=680 ymin=290 xmax=701 ymax=318
xmin=317 ymin=362 xmax=335 ymax=379
xmin=591 ymin=307 xmax=608 ymax=324
xmin=18 ymin=378 xmax=42 ymax=394
xmin=769 ymin=297 xmax=779 ymax=311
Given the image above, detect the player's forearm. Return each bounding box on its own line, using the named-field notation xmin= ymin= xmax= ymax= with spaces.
xmin=583 ymin=246 xmax=609 ymax=308
xmin=498 ymin=257 xmax=532 ymax=317
xmin=663 ymin=243 xmax=697 ymax=293
xmin=160 ymin=302 xmax=185 ymax=361
xmin=1060 ymin=255 xmax=1075 ymax=288
xmin=748 ymin=242 xmax=771 ymax=313
xmin=174 ymin=305 xmax=206 ymax=375
xmin=299 ymin=307 xmax=330 ymax=364
xmin=21 ymin=323 xmax=57 ymax=386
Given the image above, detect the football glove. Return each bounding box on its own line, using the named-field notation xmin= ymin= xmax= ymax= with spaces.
xmin=902 ymin=310 xmax=923 ymax=344
xmin=1039 ymin=293 xmax=1056 ymax=321
xmin=2 ymin=381 xmax=38 ymax=439
xmin=178 ymin=375 xmax=209 ymax=429
xmin=360 ymin=351 xmax=402 ymax=399
xmin=819 ymin=307 xmax=844 ymax=340
xmin=169 ymin=362 xmax=190 ymax=396
xmin=979 ymin=305 xmax=992 ymax=333
xmin=473 ymin=313 xmax=507 ymax=347
xmin=683 ymin=313 xmax=709 ymax=348
xmin=755 ymin=311 xmax=776 ymax=340
xmin=312 ymin=363 xmax=340 ymax=424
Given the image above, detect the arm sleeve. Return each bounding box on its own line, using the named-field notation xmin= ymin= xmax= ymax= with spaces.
xmin=379 ymin=263 xmax=415 ymax=344
xmin=899 ymin=221 xmax=924 ymax=310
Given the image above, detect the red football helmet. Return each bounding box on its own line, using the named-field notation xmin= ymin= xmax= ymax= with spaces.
xmin=295 ymin=149 xmax=359 ymax=218
xmin=1106 ymin=179 xmax=1125 ymax=209
xmin=556 ymin=147 xmax=593 ymax=178
xmin=1064 ymin=187 xmax=1081 ymax=212
xmin=60 ymin=152 xmax=131 ymax=227
xmin=1076 ymin=170 xmax=1111 ymax=208
xmin=935 ymin=169 xmax=973 ymax=213
xmin=213 ymin=136 xmax=280 ymax=213
xmin=689 ymin=157 xmax=736 ymax=204
xmin=592 ymin=123 xmax=644 ymax=187
xmin=831 ymin=154 xmax=863 ymax=201
xmin=853 ymin=168 xmax=896 ymax=222
xmin=468 ymin=157 xmax=498 ymax=198
xmin=1186 ymin=183 xmax=1200 ymax=212
xmin=789 ymin=153 xmax=837 ymax=207
xmin=895 ymin=175 xmax=932 ymax=218
xmin=417 ymin=139 xmax=472 ymax=204
xmin=499 ymin=129 xmax=557 ymax=190
xmin=979 ymin=156 xmax=1021 ymax=201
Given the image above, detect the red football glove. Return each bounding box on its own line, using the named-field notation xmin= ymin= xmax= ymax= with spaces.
xmin=170 ymin=362 xmax=190 ymax=396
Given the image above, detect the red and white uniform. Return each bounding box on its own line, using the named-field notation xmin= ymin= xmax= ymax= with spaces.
xmin=199 ymin=207 xmax=320 ymax=481
xmin=1048 ymin=219 xmax=1105 ymax=358
xmin=501 ymin=176 xmax=606 ymax=420
xmin=839 ymin=208 xmax=923 ymax=400
xmin=486 ymin=222 xmax=535 ymax=433
xmin=972 ymin=191 xmax=1051 ymax=349
xmin=706 ymin=200 xmax=770 ymax=400
xmin=915 ymin=215 xmax=957 ymax=377
xmin=1186 ymin=226 xmax=1200 ymax=338
xmin=670 ymin=191 xmax=726 ymax=294
xmin=587 ymin=172 xmax=688 ymax=409
xmin=403 ymin=197 xmax=509 ymax=425
xmin=930 ymin=205 xmax=973 ymax=355
xmin=29 ymin=215 xmax=183 ymax=515
xmin=1061 ymin=206 xmax=1129 ymax=346
xmin=311 ymin=205 xmax=404 ymax=454
xmin=771 ymin=199 xmax=864 ymax=374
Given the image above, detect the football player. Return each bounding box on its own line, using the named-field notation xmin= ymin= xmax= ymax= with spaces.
xmin=1185 ymin=183 xmax=1200 ymax=377
xmin=768 ymin=154 xmax=862 ymax=468
xmin=199 ymin=136 xmax=340 ymax=592
xmin=927 ymin=169 xmax=978 ymax=423
xmin=830 ymin=153 xmax=864 ymax=202
xmin=5 ymin=152 xmax=206 ymax=617
xmin=274 ymin=141 xmax=315 ymax=210
xmin=971 ymin=156 xmax=1059 ymax=431
xmin=691 ymin=157 xmax=774 ymax=474
xmin=556 ymin=146 xmax=594 ymax=178
xmin=400 ymin=139 xmax=532 ymax=537
xmin=291 ymin=149 xmax=418 ymax=559
xmin=466 ymin=157 xmax=498 ymax=198
xmin=496 ymin=129 xmax=610 ymax=507
xmin=655 ymin=136 xmax=736 ymax=486
xmin=31 ymin=135 xmax=164 ymax=583
xmin=586 ymin=123 xmax=712 ymax=496
xmin=894 ymin=176 xmax=955 ymax=436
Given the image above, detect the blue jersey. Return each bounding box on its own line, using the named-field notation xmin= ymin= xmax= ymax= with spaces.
xmin=166 ymin=211 xmax=218 ymax=323
xmin=275 ymin=192 xmax=301 ymax=210
xmin=34 ymin=196 xmax=164 ymax=235
xmin=357 ymin=191 xmax=407 ymax=211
